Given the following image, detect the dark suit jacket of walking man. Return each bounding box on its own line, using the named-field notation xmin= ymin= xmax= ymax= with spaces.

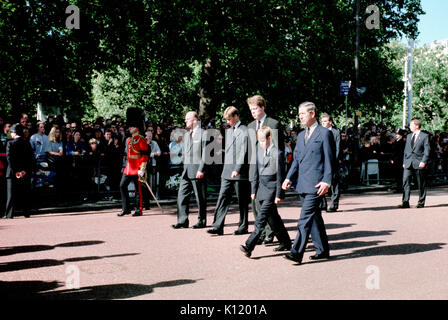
xmin=172 ymin=111 xmax=208 ymax=229
xmin=400 ymin=119 xmax=430 ymax=209
xmin=281 ymin=102 xmax=336 ymax=264
xmin=208 ymin=106 xmax=250 ymax=236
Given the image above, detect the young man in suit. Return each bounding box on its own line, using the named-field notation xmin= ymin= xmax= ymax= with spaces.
xmin=400 ymin=119 xmax=430 ymax=208
xmin=172 ymin=111 xmax=208 ymax=229
xmin=320 ymin=113 xmax=341 ymax=212
xmin=282 ymin=102 xmax=335 ymax=264
xmin=207 ymin=106 xmax=250 ymax=236
xmin=240 ymin=126 xmax=291 ymax=258
xmin=247 ymin=95 xmax=284 ymax=244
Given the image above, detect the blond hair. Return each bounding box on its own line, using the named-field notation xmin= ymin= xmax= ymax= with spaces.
xmin=257 ymin=126 xmax=271 ymax=140
xmin=48 ymin=126 xmax=61 ymax=143
xmin=247 ymin=95 xmax=266 ymax=108
xmin=223 ymin=106 xmax=239 ymax=118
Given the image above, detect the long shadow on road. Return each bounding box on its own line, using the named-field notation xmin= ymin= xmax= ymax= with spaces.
xmin=0 ymin=240 xmax=105 ymax=257
xmin=1 ymin=279 xmax=199 ymax=300
xmin=0 ymin=253 xmax=140 ymax=273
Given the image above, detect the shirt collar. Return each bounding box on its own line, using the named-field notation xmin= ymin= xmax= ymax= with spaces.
xmin=259 ymin=114 xmax=267 ymax=125
xmin=234 ymin=121 xmax=241 ymax=129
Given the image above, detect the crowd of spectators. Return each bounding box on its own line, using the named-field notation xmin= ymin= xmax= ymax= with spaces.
xmin=1 ymin=111 xmax=448 ymax=214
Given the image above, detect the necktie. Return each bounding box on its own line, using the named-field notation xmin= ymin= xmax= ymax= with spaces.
xmin=411 ymin=134 xmax=415 ymax=148
xmin=257 ymin=120 xmax=261 ymax=131
xmin=305 ymin=128 xmax=310 ymax=145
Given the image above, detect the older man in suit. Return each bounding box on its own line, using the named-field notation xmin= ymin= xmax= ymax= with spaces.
xmin=240 ymin=126 xmax=291 ymax=258
xmin=399 ymin=119 xmax=430 ymax=209
xmin=282 ymin=102 xmax=335 ymax=264
xmin=172 ymin=111 xmax=208 ymax=229
xmin=208 ymin=106 xmax=250 ymax=236
xmin=247 ymin=95 xmax=284 ymax=244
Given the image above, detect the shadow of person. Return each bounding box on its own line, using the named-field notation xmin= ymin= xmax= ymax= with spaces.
xmin=0 ymin=240 xmax=105 ymax=257
xmin=41 ymin=279 xmax=199 ymax=300
xmin=328 ymin=243 xmax=446 ymax=262
xmin=1 ymin=279 xmax=200 ymax=300
xmin=0 ymin=253 xmax=139 ymax=273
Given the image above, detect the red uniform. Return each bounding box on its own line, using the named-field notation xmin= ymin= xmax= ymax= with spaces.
xmin=124 ymin=134 xmax=149 ymax=175
xmin=119 ymin=132 xmax=149 ymax=216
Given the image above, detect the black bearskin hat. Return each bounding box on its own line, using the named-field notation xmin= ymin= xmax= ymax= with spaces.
xmin=126 ymin=107 xmax=146 ymax=133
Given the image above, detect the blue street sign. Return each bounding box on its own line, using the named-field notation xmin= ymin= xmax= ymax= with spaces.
xmin=340 ymin=81 xmax=351 ymax=96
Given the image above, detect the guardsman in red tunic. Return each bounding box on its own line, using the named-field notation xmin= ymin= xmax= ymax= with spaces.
xmin=118 ymin=109 xmax=149 ymax=217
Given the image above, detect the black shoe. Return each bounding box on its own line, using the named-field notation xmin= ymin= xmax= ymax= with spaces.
xmin=233 ymin=229 xmax=248 ymax=235
xmin=273 ymin=244 xmax=291 ymax=252
xmin=327 ymin=207 xmax=338 ymax=212
xmin=24 ymin=213 xmax=30 ymax=218
xmin=416 ymin=203 xmax=425 ymax=208
xmin=262 ymin=236 xmax=274 ymax=245
xmin=240 ymin=245 xmax=252 ymax=258
xmin=132 ymin=210 xmax=142 ymax=216
xmin=398 ymin=202 xmax=410 ymax=208
xmin=117 ymin=211 xmax=131 ymax=217
xmin=283 ymin=252 xmax=302 ymax=264
xmin=207 ymin=228 xmax=223 ymax=235
xmin=309 ymin=252 xmax=330 ymax=260
xmin=2 ymin=216 xmax=13 ymax=219
xmin=256 ymin=237 xmax=264 ymax=245
xmin=172 ymin=222 xmax=189 ymax=229
xmin=192 ymin=222 xmax=206 ymax=229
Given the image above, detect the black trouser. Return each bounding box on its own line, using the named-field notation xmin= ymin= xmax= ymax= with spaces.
xmin=402 ymin=167 xmax=427 ymax=205
xmin=5 ymin=176 xmax=32 ymax=218
xmin=246 ymin=198 xmax=290 ymax=251
xmin=176 ymin=176 xmax=207 ymax=225
xmin=251 ymin=197 xmax=274 ymax=240
xmin=212 ymin=178 xmax=250 ymax=231
xmin=120 ymin=174 xmax=143 ymax=213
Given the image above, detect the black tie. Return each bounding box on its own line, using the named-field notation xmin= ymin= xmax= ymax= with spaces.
xmin=257 ymin=120 xmax=261 ymax=131
xmin=411 ymin=134 xmax=415 ymax=148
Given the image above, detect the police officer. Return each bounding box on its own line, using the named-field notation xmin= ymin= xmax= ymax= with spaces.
xmin=3 ymin=124 xmax=35 ymax=219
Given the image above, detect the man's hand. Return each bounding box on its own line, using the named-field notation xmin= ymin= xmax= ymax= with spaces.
xmin=419 ymin=162 xmax=426 ymax=168
xmin=282 ymin=179 xmax=291 ymax=190
xmin=231 ymin=171 xmax=240 ymax=178
xmin=251 ymin=194 xmax=256 ymax=200
xmin=15 ymin=171 xmax=26 ymax=179
xmin=196 ymin=171 xmax=204 ymax=179
xmin=275 ymin=197 xmax=282 ymax=204
xmin=315 ymin=181 xmax=330 ymax=196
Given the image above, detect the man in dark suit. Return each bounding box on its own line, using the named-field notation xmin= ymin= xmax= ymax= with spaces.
xmin=240 ymin=126 xmax=291 ymax=258
xmin=247 ymin=95 xmax=284 ymax=244
xmin=399 ymin=119 xmax=430 ymax=208
xmin=3 ymin=124 xmax=35 ymax=219
xmin=320 ymin=113 xmax=341 ymax=212
xmin=208 ymin=106 xmax=250 ymax=235
xmin=172 ymin=111 xmax=208 ymax=229
xmin=282 ymin=102 xmax=335 ymax=264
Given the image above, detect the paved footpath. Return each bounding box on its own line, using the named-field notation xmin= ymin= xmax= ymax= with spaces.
xmin=1 ymin=186 xmax=448 ymax=300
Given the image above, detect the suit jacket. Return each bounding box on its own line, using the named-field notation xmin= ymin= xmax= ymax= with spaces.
xmin=286 ymin=124 xmax=335 ymax=194
xmin=392 ymin=137 xmax=406 ymax=167
xmin=403 ymin=131 xmax=430 ymax=169
xmin=221 ymin=124 xmax=249 ymax=180
xmin=251 ymin=146 xmax=285 ymax=201
xmin=6 ymin=137 xmax=35 ymax=179
xmin=329 ymin=126 xmax=340 ymax=161
xmin=248 ymin=116 xmax=284 ymax=181
xmin=182 ymin=127 xmax=208 ymax=180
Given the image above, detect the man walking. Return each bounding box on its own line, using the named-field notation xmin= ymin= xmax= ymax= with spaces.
xmin=247 ymin=94 xmax=284 ymax=244
xmin=207 ymin=106 xmax=250 ymax=236
xmin=240 ymin=126 xmax=291 ymax=258
xmin=172 ymin=111 xmax=208 ymax=229
xmin=399 ymin=119 xmax=430 ymax=208
xmin=320 ymin=113 xmax=341 ymax=212
xmin=282 ymin=102 xmax=335 ymax=264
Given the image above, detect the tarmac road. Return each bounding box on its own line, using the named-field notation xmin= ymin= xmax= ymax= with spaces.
xmin=1 ymin=186 xmax=448 ymax=300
